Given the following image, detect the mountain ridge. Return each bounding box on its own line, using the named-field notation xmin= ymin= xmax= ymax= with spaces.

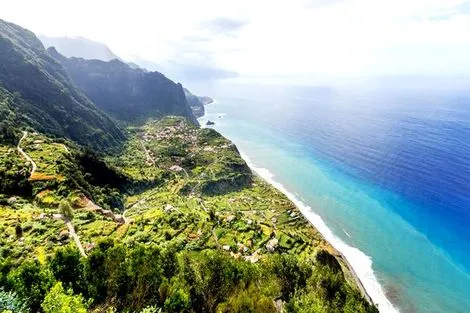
xmin=47 ymin=47 xmax=199 ymax=125
xmin=0 ymin=19 xmax=125 ymax=151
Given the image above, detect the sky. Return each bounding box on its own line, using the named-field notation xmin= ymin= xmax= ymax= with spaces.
xmin=2 ymin=0 xmax=470 ymax=78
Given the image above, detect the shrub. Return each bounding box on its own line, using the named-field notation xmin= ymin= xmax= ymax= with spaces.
xmin=41 ymin=282 xmax=88 ymax=313
xmin=7 ymin=260 xmax=54 ymax=312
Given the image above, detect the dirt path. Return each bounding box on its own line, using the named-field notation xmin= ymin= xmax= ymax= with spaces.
xmin=140 ymin=140 xmax=155 ymax=166
xmin=17 ymin=131 xmax=37 ymax=178
xmin=65 ymin=219 xmax=87 ymax=257
xmin=212 ymin=226 xmax=220 ymax=248
xmin=46 ymin=213 xmax=87 ymax=257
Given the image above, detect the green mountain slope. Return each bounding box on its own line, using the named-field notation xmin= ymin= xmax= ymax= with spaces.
xmin=38 ymin=35 xmax=210 ymax=120
xmin=48 ymin=48 xmax=198 ymax=125
xmin=0 ymin=19 xmax=125 ymax=150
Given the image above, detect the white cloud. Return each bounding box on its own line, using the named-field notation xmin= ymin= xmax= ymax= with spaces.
xmin=2 ymin=0 xmax=470 ymax=78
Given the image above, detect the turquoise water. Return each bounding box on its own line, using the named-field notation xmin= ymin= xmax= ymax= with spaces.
xmin=191 ymin=78 xmax=470 ymax=313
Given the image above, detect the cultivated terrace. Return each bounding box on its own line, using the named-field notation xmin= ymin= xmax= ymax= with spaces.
xmin=0 ymin=117 xmax=377 ymax=313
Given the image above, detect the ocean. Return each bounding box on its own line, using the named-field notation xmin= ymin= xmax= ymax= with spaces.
xmin=189 ymin=77 xmax=470 ymax=313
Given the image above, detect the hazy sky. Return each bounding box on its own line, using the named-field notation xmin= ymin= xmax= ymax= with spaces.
xmin=2 ymin=0 xmax=470 ymax=78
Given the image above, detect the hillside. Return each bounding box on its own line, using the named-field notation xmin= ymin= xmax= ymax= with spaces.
xmin=39 ymin=35 xmax=120 ymax=62
xmin=0 ymin=19 xmax=125 ymax=151
xmin=0 ymin=116 xmax=377 ymax=313
xmin=48 ymin=48 xmax=198 ymax=125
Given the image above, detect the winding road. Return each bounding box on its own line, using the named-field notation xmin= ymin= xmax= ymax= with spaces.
xmin=17 ymin=131 xmax=37 ymax=178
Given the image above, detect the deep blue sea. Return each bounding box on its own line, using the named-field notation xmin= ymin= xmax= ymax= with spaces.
xmin=190 ymin=77 xmax=470 ymax=313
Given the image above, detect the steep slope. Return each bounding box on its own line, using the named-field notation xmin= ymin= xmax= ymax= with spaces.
xmin=48 ymin=48 xmax=198 ymax=124
xmin=0 ymin=19 xmax=125 ymax=150
xmin=38 ymin=35 xmax=120 ymax=61
xmin=38 ymin=35 xmax=211 ymax=116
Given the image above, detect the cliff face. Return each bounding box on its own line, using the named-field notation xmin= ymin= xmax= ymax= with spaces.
xmin=0 ymin=19 xmax=125 ymax=150
xmin=48 ymin=48 xmax=198 ymax=125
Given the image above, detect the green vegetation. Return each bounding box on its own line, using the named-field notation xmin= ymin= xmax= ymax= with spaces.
xmin=0 ymin=117 xmax=376 ymax=312
xmin=1 ymin=243 xmax=375 ymax=313
xmin=0 ymin=145 xmax=30 ymax=196
xmin=0 ymin=132 xmax=128 ymax=211
xmin=0 ymin=289 xmax=27 ymax=313
xmin=0 ymin=19 xmax=125 ymax=151
xmin=42 ymin=282 xmax=88 ymax=313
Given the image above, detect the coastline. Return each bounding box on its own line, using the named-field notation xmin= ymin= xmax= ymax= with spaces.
xmin=240 ymin=153 xmax=399 ymax=313
xmin=194 ymin=84 xmax=470 ymax=313
xmin=197 ymin=104 xmax=399 ymax=313
xmin=248 ymin=157 xmax=374 ymax=303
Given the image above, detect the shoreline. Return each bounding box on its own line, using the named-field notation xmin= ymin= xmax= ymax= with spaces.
xmin=243 ymin=155 xmax=374 ymax=303
xmin=198 ymin=105 xmax=399 ymax=313
xmin=249 ymin=162 xmax=374 ymax=303
xmin=336 ymin=245 xmax=374 ymax=304
xmin=241 ymin=154 xmax=399 ymax=313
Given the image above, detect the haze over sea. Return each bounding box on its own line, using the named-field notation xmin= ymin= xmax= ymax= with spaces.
xmin=192 ymin=77 xmax=470 ymax=313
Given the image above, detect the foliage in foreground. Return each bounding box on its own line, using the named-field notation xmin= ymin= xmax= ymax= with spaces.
xmin=0 ymin=242 xmax=377 ymax=313
xmin=41 ymin=282 xmax=88 ymax=313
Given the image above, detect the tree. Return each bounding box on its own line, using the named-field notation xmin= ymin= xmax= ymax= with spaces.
xmin=140 ymin=305 xmax=160 ymax=313
xmin=7 ymin=260 xmax=54 ymax=312
xmin=59 ymin=200 xmax=73 ymax=220
xmin=50 ymin=246 xmax=86 ymax=296
xmin=217 ymin=284 xmax=275 ymax=313
xmin=41 ymin=282 xmax=88 ymax=313
xmin=267 ymin=254 xmax=312 ymax=301
xmin=164 ymin=287 xmax=190 ymax=312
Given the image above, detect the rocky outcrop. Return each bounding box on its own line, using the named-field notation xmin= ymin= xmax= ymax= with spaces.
xmin=199 ymin=96 xmax=214 ymax=105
